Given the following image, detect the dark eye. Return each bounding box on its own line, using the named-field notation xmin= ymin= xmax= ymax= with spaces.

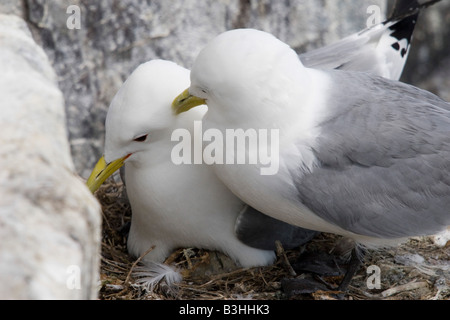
xmin=133 ymin=134 xmax=148 ymax=142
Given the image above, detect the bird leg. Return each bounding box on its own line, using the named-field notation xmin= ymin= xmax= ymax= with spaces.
xmin=282 ymin=244 xmax=366 ymax=298
xmin=337 ymin=247 xmax=366 ymax=291
xmin=275 ymin=240 xmax=297 ymax=277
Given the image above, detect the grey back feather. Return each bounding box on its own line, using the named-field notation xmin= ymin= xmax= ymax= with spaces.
xmin=295 ymin=71 xmax=450 ymax=239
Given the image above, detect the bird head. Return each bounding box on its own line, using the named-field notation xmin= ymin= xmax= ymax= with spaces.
xmin=172 ymin=29 xmax=306 ymax=126
xmin=87 ymin=60 xmax=205 ymax=193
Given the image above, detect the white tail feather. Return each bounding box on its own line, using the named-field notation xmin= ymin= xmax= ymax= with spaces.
xmin=132 ymin=262 xmax=182 ymax=292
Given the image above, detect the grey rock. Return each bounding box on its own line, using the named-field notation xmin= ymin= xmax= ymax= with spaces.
xmin=0 ymin=14 xmax=101 ymax=299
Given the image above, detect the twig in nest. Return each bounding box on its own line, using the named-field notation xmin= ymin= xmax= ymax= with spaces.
xmin=183 ymin=248 xmax=194 ymax=269
xmin=275 ymin=240 xmax=297 ymax=277
xmin=381 ymin=281 xmax=428 ymax=298
xmin=118 ymin=245 xmax=155 ymax=293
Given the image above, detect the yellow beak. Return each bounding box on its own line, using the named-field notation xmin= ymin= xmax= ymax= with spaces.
xmin=172 ymin=88 xmax=206 ymax=115
xmin=86 ymin=154 xmax=130 ymax=193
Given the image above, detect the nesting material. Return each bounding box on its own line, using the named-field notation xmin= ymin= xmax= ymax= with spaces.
xmin=97 ymin=180 xmax=449 ymax=300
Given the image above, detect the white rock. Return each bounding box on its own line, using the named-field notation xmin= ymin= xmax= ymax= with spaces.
xmin=0 ymin=14 xmax=101 ymax=300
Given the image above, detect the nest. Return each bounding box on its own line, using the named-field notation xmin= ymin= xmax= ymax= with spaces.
xmin=96 ymin=180 xmax=449 ymax=300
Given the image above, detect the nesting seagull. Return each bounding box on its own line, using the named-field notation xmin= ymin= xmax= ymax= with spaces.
xmin=87 ymin=1 xmax=433 ymax=289
xmin=172 ymin=28 xmax=450 ymax=289
xmin=87 ymin=61 xmax=284 ymax=288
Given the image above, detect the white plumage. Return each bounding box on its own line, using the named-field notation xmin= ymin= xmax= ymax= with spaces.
xmin=172 ymin=28 xmax=450 ymax=250
xmin=87 ymin=4 xmax=428 ymax=288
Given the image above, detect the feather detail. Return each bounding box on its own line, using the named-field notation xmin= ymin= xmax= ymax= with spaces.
xmin=132 ymin=262 xmax=182 ymax=292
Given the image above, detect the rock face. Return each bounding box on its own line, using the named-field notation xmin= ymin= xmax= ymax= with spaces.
xmin=0 ymin=14 xmax=101 ymax=299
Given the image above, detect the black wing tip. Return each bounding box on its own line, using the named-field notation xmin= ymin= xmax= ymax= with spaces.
xmin=388 ymin=12 xmax=419 ymax=46
xmin=387 ymin=0 xmax=442 ymax=23
xmin=384 ymin=0 xmax=442 ymax=46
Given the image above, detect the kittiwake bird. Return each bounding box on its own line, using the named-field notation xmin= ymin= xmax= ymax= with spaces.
xmin=87 ymin=0 xmax=436 ymax=290
xmin=171 ymin=28 xmax=450 ymax=290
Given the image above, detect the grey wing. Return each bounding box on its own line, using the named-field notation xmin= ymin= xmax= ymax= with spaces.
xmin=235 ymin=205 xmax=318 ymax=250
xmin=300 ymin=24 xmax=389 ymax=74
xmin=295 ymin=71 xmax=450 ymax=239
xmin=299 ymin=2 xmax=419 ymax=80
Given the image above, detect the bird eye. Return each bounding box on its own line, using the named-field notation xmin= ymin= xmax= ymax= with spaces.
xmin=133 ymin=134 xmax=148 ymax=142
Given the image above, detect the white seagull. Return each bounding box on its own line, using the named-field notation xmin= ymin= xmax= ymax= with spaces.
xmin=171 ymin=28 xmax=450 ymax=290
xmin=87 ymin=0 xmax=435 ymax=290
xmin=87 ymin=61 xmax=283 ymax=289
